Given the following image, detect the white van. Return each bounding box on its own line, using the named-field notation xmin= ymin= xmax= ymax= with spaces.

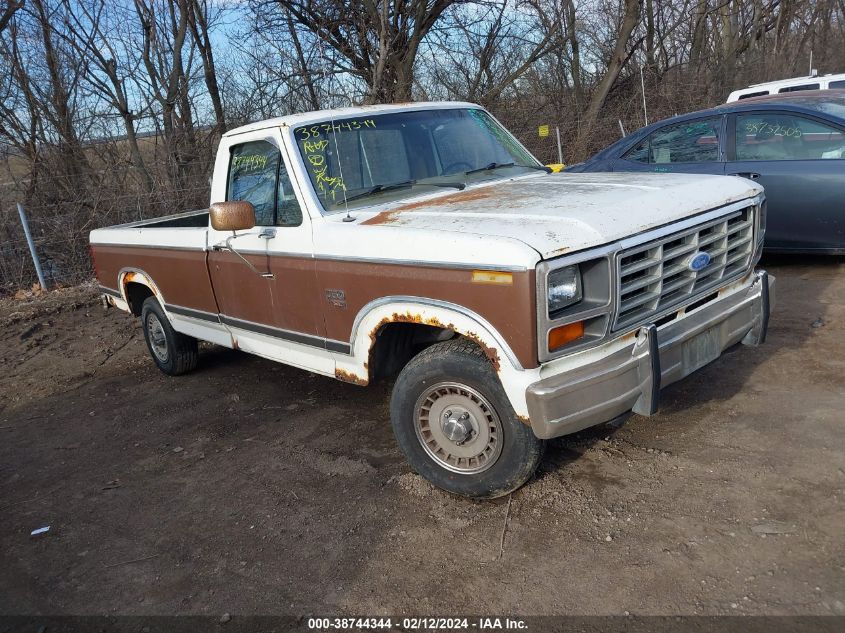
xmin=726 ymin=73 xmax=845 ymax=102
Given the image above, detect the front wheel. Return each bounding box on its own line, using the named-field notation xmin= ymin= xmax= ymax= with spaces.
xmin=390 ymin=339 xmax=544 ymax=499
xmin=140 ymin=297 xmax=198 ymax=376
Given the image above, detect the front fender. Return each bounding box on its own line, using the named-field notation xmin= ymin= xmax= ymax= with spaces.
xmin=335 ymin=297 xmax=536 ymax=419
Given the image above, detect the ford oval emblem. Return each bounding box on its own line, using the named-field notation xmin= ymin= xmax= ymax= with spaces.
xmin=687 ymin=251 xmax=711 ymax=272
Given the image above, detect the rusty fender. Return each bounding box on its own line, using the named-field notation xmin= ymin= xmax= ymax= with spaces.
xmin=117 ymin=268 xmax=166 ymax=314
xmin=332 ymin=298 xmax=537 ymax=421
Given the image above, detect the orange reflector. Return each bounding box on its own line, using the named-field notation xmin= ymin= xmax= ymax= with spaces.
xmin=548 ymin=321 xmax=585 ymax=351
xmin=471 ymin=270 xmax=513 ymax=285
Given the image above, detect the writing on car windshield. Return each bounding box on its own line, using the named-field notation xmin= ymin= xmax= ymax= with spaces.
xmin=293 ymin=108 xmax=541 ymax=212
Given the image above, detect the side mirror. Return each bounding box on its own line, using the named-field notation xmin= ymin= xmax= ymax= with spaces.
xmin=210 ymin=201 xmax=255 ymax=232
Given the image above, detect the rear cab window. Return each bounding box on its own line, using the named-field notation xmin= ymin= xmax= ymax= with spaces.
xmin=622 ymin=117 xmax=722 ymax=164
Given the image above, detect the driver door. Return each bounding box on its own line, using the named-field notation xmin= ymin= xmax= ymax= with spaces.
xmin=207 ymin=130 xmax=329 ymax=372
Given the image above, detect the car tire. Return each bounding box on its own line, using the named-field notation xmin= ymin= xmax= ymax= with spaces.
xmin=390 ymin=338 xmax=544 ymax=499
xmin=140 ymin=296 xmax=198 ymax=376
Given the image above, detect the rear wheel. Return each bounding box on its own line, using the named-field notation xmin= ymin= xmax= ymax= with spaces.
xmin=140 ymin=297 xmax=198 ymax=376
xmin=390 ymin=339 xmax=544 ymax=498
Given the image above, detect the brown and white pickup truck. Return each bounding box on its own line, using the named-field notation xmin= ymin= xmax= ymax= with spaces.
xmin=90 ymin=102 xmax=773 ymax=498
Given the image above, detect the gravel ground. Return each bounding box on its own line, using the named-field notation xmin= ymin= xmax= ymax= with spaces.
xmin=0 ymin=256 xmax=843 ymax=617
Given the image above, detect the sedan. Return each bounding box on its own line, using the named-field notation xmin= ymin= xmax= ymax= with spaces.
xmin=567 ymin=92 xmax=845 ymax=253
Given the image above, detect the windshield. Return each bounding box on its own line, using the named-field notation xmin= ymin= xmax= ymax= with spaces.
xmin=292 ymin=108 xmax=543 ymax=213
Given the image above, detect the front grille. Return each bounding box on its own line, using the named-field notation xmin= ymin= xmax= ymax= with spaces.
xmin=614 ymin=206 xmax=755 ymax=330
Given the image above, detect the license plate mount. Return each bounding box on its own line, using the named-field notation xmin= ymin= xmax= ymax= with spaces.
xmin=682 ymin=326 xmax=722 ymax=374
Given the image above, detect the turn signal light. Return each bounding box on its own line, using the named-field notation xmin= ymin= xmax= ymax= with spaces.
xmin=548 ymin=321 xmax=585 ymax=351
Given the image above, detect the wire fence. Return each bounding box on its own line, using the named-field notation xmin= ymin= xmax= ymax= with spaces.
xmin=0 ymin=109 xmax=660 ymax=296
xmin=1 ymin=176 xmax=213 ymax=295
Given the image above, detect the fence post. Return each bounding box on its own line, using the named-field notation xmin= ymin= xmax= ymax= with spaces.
xmin=16 ymin=202 xmax=48 ymax=291
xmin=555 ymin=126 xmax=563 ymax=165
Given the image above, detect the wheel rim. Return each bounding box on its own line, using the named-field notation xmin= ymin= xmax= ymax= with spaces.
xmin=413 ymin=382 xmax=503 ymax=474
xmin=145 ymin=312 xmax=169 ymax=363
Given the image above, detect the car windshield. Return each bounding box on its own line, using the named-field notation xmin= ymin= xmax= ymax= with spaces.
xmin=292 ymin=108 xmax=543 ymax=213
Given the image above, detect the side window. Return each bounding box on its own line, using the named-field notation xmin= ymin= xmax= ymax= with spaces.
xmin=778 ymin=83 xmax=819 ymax=93
xmin=622 ymin=117 xmax=721 ymax=164
xmin=622 ymin=138 xmax=651 ymax=163
xmin=829 ymin=80 xmax=845 ymax=89
xmin=227 ymin=140 xmax=303 ymax=226
xmin=738 ymin=91 xmax=769 ymax=100
xmin=735 ymin=114 xmax=845 ymax=160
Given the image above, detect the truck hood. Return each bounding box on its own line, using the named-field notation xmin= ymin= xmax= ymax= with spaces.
xmin=359 ymin=172 xmax=762 ymax=259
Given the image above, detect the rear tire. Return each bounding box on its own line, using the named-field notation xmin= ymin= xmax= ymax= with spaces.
xmin=390 ymin=338 xmax=544 ymax=499
xmin=140 ymin=297 xmax=198 ymax=376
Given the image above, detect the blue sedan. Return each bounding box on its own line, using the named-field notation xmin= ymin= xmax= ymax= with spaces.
xmin=567 ymin=92 xmax=845 ymax=253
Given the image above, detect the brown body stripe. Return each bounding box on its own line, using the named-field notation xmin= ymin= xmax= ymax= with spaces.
xmin=93 ymin=245 xmax=218 ymax=313
xmin=92 ymin=245 xmax=538 ymax=368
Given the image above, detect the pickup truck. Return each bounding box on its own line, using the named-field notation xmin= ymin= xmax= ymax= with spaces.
xmin=90 ymin=102 xmax=774 ymax=498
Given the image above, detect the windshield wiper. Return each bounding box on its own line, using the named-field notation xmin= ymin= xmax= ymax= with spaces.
xmin=343 ymin=179 xmax=464 ymax=203
xmin=464 ymin=162 xmax=552 ymax=175
xmin=464 ymin=162 xmax=515 ymax=175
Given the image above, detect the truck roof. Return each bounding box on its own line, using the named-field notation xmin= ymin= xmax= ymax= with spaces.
xmin=224 ymin=101 xmax=481 ymax=137
xmin=746 ymin=73 xmax=845 ymax=89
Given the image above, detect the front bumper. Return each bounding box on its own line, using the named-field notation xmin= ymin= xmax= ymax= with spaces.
xmin=526 ymin=270 xmax=774 ymax=439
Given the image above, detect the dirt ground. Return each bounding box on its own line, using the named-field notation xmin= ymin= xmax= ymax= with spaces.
xmin=1 ymin=256 xmax=843 ymax=618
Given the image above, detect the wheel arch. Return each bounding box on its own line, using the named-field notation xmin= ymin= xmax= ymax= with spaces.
xmin=334 ymin=296 xmax=525 ymax=387
xmin=118 ymin=268 xmax=167 ymax=317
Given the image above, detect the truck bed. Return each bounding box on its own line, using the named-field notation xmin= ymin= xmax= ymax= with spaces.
xmin=90 ymin=209 xmax=218 ymax=318
xmin=104 ymin=209 xmax=210 ymax=230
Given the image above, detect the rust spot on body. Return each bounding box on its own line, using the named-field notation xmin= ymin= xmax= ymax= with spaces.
xmin=463 ymin=331 xmax=501 ymax=373
xmin=335 ymin=368 xmax=368 ymax=386
xmin=367 ymin=312 xmax=500 ymax=371
xmin=394 ymin=188 xmax=493 ymax=211
xmin=370 ymin=311 xmax=450 ymax=339
xmin=362 ymin=188 xmax=494 ymax=226
xmin=547 ymin=245 xmax=571 ymax=257
xmin=517 ymin=414 xmax=531 ymax=427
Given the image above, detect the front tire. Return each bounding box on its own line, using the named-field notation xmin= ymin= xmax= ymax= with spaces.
xmin=140 ymin=297 xmax=198 ymax=376
xmin=390 ymin=339 xmax=544 ymax=499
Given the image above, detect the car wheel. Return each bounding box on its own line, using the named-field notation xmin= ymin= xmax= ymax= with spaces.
xmin=140 ymin=297 xmax=198 ymax=376
xmin=390 ymin=338 xmax=544 ymax=499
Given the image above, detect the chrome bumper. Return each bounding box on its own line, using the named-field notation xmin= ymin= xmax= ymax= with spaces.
xmin=526 ymin=270 xmax=774 ymax=440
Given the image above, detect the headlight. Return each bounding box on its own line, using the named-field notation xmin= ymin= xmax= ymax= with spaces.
xmin=547 ymin=265 xmax=582 ymax=314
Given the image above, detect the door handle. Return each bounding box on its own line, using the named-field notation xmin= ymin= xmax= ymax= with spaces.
xmin=258 ymin=227 xmax=276 ymax=239
xmin=729 ymin=172 xmax=761 ymax=180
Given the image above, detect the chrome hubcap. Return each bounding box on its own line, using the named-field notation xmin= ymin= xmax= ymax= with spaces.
xmin=442 ymin=409 xmax=474 ymax=444
xmin=146 ymin=313 xmax=168 ymax=362
xmin=414 ymin=382 xmax=503 ymax=474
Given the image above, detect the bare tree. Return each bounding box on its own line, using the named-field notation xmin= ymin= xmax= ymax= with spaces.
xmin=263 ymin=0 xmax=461 ymax=103
xmin=422 ymin=1 xmax=562 ymax=107
xmin=0 ymin=0 xmax=24 ymax=33
xmin=133 ymin=0 xmax=201 ymax=198
xmin=59 ymin=0 xmax=155 ymax=192
xmin=581 ymin=0 xmax=642 ymax=129
xmin=189 ymin=0 xmax=226 ymax=133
